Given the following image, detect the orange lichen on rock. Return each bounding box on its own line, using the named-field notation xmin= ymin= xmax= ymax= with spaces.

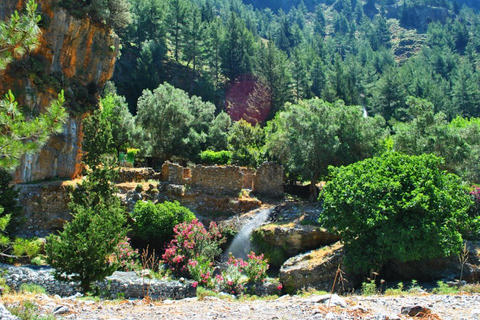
xmin=1 ymin=0 xmax=119 ymax=183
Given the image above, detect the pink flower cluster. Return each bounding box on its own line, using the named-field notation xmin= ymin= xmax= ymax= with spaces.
xmin=162 ymin=219 xmax=223 ymax=278
xmin=111 ymin=237 xmax=139 ymax=271
xmin=244 ymin=251 xmax=269 ymax=283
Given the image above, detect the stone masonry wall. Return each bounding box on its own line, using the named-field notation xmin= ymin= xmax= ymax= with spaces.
xmin=253 ymin=162 xmax=284 ymax=197
xmin=15 ymin=182 xmax=71 ymax=237
xmin=159 ymin=161 xmax=283 ymax=197
xmin=0 ymin=264 xmax=196 ymax=299
xmin=189 ymin=165 xmax=246 ymax=195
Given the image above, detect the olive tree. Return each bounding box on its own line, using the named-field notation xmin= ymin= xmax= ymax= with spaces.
xmin=265 ymin=99 xmax=386 ymax=199
xmin=136 ymin=83 xmax=216 ymax=162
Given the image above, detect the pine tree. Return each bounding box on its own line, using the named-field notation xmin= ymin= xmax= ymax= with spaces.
xmin=168 ymin=0 xmax=188 ymax=62
xmin=204 ymin=18 xmax=225 ymax=90
xmin=255 ymin=40 xmax=291 ymax=119
xmin=221 ymin=11 xmax=253 ymax=82
xmin=452 ymin=60 xmax=480 ymax=118
xmin=184 ymin=7 xmax=204 ymax=74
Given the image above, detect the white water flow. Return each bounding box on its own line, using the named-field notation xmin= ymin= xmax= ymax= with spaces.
xmin=226 ymin=207 xmax=273 ymax=260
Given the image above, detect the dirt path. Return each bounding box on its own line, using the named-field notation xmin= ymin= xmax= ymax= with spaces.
xmin=3 ymin=292 xmax=480 ymax=319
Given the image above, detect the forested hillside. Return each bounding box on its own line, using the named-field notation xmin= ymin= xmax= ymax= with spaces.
xmin=114 ymin=0 xmax=480 ymax=120
xmin=105 ymin=0 xmax=480 ymax=187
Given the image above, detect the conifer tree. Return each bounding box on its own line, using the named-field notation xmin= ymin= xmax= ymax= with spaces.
xmin=46 ymin=111 xmax=127 ymax=293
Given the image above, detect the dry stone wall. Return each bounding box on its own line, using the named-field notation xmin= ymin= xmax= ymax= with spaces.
xmin=254 ymin=162 xmax=284 ymax=197
xmin=160 ymin=161 xmax=283 ymax=197
xmin=15 ymin=182 xmax=71 ymax=237
xmin=0 ymin=264 xmax=196 ymax=299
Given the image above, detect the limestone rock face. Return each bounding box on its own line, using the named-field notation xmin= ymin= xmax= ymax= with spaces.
xmin=0 ymin=0 xmax=118 ymax=183
xmin=279 ymin=242 xmax=353 ymax=294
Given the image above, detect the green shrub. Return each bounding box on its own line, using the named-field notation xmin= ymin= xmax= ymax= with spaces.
xmin=361 ymin=280 xmax=377 ymax=296
xmin=131 ymin=201 xmax=195 ymax=246
xmin=19 ymin=283 xmax=46 ymax=294
xmin=12 ymin=238 xmax=42 ymax=259
xmin=200 ymin=150 xmax=232 ymax=165
xmin=7 ymin=300 xmax=54 ymax=320
xmin=384 ymin=282 xmax=405 ymax=296
xmin=319 ymin=153 xmax=475 ymax=273
xmin=432 ymin=281 xmax=460 ymax=294
xmin=126 ymin=148 xmax=139 ymax=165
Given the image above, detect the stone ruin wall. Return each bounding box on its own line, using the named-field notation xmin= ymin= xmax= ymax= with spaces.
xmin=161 ymin=161 xmax=283 ymax=197
xmin=15 ymin=162 xmax=283 ymax=237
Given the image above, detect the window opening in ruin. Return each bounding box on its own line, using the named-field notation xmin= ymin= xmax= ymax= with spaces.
xmin=183 ymin=168 xmax=192 ymax=180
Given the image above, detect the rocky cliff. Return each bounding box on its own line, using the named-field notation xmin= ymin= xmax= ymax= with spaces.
xmin=0 ymin=0 xmax=119 ymax=182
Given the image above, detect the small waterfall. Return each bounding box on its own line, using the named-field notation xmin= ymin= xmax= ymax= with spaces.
xmin=226 ymin=207 xmax=272 ymax=260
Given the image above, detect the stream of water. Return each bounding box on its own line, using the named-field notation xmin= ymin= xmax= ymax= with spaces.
xmin=226 ymin=207 xmax=273 ymax=260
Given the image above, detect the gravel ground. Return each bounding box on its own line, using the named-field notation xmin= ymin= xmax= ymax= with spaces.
xmin=3 ymin=292 xmax=480 ymax=320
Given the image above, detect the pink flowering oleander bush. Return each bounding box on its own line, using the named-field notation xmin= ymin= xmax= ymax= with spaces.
xmin=214 ymin=252 xmax=269 ymax=295
xmin=110 ymin=237 xmax=139 ymax=271
xmin=243 ymin=251 xmax=269 ymax=283
xmin=187 ymin=256 xmax=215 ymax=288
xmin=215 ymin=254 xmax=245 ymax=295
xmin=162 ymin=219 xmax=224 ymax=278
xmin=163 ymin=219 xmax=271 ymax=295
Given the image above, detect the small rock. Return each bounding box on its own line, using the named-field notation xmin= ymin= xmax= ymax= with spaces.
xmin=471 ymin=309 xmax=480 ymax=319
xmin=304 ymin=294 xmax=347 ymax=308
xmin=325 ymin=312 xmax=336 ymax=319
xmin=349 ymin=305 xmax=368 ymax=313
xmin=163 ymin=299 xmax=174 ymax=305
xmin=139 ymin=269 xmax=151 ymax=278
xmin=401 ymin=305 xmax=431 ymax=317
xmin=65 ymin=292 xmax=83 ymax=300
xmin=53 ymin=305 xmax=70 ymax=315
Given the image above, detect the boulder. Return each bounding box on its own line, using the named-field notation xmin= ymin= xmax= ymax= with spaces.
xmin=279 ymin=242 xmax=354 ymax=294
xmin=252 ymin=222 xmax=340 ymax=267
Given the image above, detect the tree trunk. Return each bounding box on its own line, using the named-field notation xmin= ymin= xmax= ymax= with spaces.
xmin=309 ymin=171 xmax=320 ymax=201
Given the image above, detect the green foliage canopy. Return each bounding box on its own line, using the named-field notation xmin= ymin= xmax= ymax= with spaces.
xmin=136 ymin=83 xmax=216 ymax=162
xmin=227 ymin=119 xmax=265 ymax=168
xmin=131 ymin=200 xmax=195 ymax=247
xmin=265 ymin=99 xmax=387 ymax=198
xmin=393 ymin=97 xmax=480 ymax=183
xmin=319 ymin=153 xmax=475 ymax=273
